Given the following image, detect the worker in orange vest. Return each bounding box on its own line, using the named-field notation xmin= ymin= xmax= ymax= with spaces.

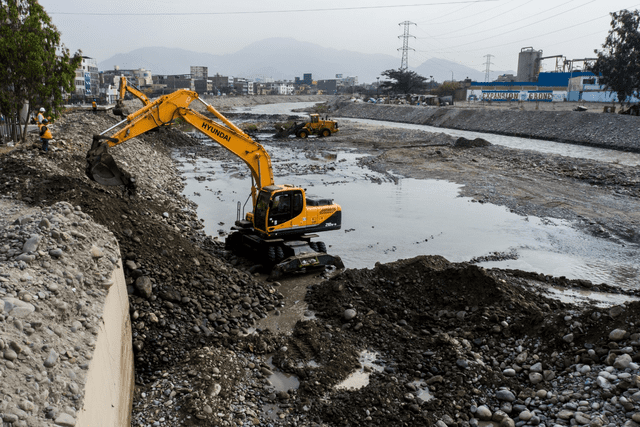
xmin=92 ymin=100 xmax=97 ymax=114
xmin=39 ymin=118 xmax=53 ymax=152
xmin=36 ymin=107 xmax=46 ymax=124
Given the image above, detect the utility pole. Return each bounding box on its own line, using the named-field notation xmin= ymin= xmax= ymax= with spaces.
xmin=398 ymin=21 xmax=416 ymax=71
xmin=483 ymin=54 xmax=494 ymax=82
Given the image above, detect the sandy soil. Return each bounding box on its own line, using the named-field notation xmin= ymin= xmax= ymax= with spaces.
xmin=1 ymin=100 xmax=640 ymax=427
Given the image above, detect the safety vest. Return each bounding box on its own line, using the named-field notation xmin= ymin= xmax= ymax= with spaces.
xmin=40 ymin=125 xmax=52 ymax=139
xmin=37 ymin=113 xmax=45 ymax=124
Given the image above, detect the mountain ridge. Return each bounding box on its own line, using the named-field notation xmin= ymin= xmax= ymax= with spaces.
xmin=98 ymin=38 xmax=513 ymax=84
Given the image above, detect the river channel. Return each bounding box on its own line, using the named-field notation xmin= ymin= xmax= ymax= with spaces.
xmin=177 ymin=103 xmax=640 ymax=290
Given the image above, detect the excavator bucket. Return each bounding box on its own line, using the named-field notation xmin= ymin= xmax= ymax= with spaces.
xmin=86 ymin=135 xmax=136 ymax=192
xmin=112 ymin=100 xmax=128 ymax=118
xmin=268 ymin=252 xmax=344 ymax=281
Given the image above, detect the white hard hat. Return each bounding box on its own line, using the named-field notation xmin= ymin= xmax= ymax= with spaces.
xmin=39 ymin=107 xmax=45 ymax=112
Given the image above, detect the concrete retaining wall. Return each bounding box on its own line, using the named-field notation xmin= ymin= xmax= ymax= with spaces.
xmin=76 ymin=260 xmax=133 ymax=426
xmin=333 ymin=103 xmax=640 ymax=153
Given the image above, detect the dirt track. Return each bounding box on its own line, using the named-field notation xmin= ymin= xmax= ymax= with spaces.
xmin=1 ymin=98 xmax=640 ymax=427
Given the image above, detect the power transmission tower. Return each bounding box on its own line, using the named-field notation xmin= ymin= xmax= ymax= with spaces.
xmin=483 ymin=54 xmax=494 ymax=82
xmin=398 ymin=21 xmax=416 ymax=71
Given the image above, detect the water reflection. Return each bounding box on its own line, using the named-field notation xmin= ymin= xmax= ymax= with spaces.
xmin=176 ymin=143 xmax=639 ymax=289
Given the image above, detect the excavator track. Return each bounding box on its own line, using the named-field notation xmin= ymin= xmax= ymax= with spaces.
xmin=227 ymin=231 xmax=343 ymax=280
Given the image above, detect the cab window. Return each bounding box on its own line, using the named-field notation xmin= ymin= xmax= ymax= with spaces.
xmin=268 ymin=190 xmax=303 ymax=226
xmin=254 ymin=191 xmax=271 ymax=231
xmin=292 ymin=191 xmax=303 ymax=217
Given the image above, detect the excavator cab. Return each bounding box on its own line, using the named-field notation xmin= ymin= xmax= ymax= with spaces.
xmin=253 ymin=188 xmax=306 ymax=233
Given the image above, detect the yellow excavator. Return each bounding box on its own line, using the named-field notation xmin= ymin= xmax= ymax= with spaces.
xmin=86 ymin=89 xmax=343 ymax=279
xmin=112 ymin=76 xmax=151 ymax=118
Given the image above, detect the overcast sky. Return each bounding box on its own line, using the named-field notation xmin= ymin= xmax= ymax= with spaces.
xmin=39 ymin=0 xmax=640 ymax=73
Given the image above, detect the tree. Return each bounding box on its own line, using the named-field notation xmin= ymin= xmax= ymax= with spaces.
xmin=590 ymin=9 xmax=640 ymax=104
xmin=0 ymin=0 xmax=82 ymax=142
xmin=379 ymin=69 xmax=427 ymax=94
xmin=432 ymin=81 xmax=460 ymax=97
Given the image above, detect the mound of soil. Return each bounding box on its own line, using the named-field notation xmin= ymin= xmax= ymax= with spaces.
xmin=265 ymin=256 xmax=640 ymax=426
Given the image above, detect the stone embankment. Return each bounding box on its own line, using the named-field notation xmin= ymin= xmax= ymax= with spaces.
xmin=329 ymin=101 xmax=640 ymax=153
xmin=0 ymin=200 xmax=132 ymax=426
xmin=203 ymin=94 xmax=334 ymax=110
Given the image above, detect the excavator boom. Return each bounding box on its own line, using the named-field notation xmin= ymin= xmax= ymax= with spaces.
xmin=88 ymin=89 xmax=274 ymax=200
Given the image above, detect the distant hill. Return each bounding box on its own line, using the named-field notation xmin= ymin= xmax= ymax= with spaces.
xmin=99 ymin=38 xmax=399 ymax=83
xmin=98 ymin=38 xmax=512 ymax=84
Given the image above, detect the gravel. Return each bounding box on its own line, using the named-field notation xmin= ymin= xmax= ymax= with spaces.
xmin=328 ymin=100 xmax=640 ymax=152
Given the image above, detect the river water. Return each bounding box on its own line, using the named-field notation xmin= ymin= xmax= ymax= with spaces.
xmin=241 ymin=101 xmax=640 ymax=166
xmin=176 ymin=102 xmax=640 ymax=289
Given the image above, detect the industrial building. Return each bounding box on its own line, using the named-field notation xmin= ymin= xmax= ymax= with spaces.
xmin=466 ymin=47 xmax=622 ymax=103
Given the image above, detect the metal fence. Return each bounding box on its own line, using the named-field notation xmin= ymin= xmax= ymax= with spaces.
xmin=0 ymin=114 xmax=26 ymax=144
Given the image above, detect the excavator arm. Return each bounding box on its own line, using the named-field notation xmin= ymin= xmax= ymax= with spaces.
xmin=113 ymin=76 xmax=151 ymax=117
xmin=87 ymin=89 xmax=274 ymax=202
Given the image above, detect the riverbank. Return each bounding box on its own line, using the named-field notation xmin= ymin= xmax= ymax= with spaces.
xmin=0 ymin=100 xmax=639 ymax=426
xmin=328 ymin=100 xmax=640 ymax=153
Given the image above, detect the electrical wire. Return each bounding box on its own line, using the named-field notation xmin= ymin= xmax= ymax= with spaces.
xmin=414 ymin=0 xmax=508 ymax=25
xmin=417 ymin=0 xmax=535 ymax=35
xmin=426 ymin=0 xmax=577 ymax=40
xmin=414 ymin=1 xmax=476 ymax=24
xmin=436 ymin=0 xmax=597 ymax=50
xmin=410 ymin=0 xmax=582 ymax=68
xmin=410 ymin=3 xmax=640 ymax=72
xmin=426 ymin=3 xmax=640 ymax=55
xmin=49 ymin=0 xmax=500 ymax=16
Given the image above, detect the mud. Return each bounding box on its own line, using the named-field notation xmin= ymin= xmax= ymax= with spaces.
xmin=1 ymin=100 xmax=640 ymax=426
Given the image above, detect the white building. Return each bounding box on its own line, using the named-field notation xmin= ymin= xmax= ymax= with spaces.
xmin=272 ymin=83 xmax=294 ymax=95
xmin=132 ymin=68 xmax=153 ymax=86
xmin=100 ymin=84 xmax=118 ymax=104
xmin=74 ymin=56 xmax=99 ymax=97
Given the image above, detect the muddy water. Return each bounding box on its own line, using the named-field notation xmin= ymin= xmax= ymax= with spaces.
xmin=177 ymin=140 xmax=639 ymax=289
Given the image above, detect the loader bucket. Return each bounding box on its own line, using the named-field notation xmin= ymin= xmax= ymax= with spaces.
xmin=86 ymin=135 xmax=136 ymax=192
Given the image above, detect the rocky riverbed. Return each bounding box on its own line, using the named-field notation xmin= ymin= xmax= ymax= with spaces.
xmin=327 ymin=99 xmax=640 ymax=152
xmin=0 ymin=97 xmax=639 ymax=427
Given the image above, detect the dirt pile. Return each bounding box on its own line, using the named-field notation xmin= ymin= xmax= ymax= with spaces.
xmin=269 ymin=257 xmax=640 ymax=426
xmin=0 ymin=110 xmax=286 ymax=422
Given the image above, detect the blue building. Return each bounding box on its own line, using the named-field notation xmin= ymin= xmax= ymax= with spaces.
xmin=468 ymin=71 xmax=638 ymax=103
xmin=467 ymin=72 xmax=594 ymax=102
